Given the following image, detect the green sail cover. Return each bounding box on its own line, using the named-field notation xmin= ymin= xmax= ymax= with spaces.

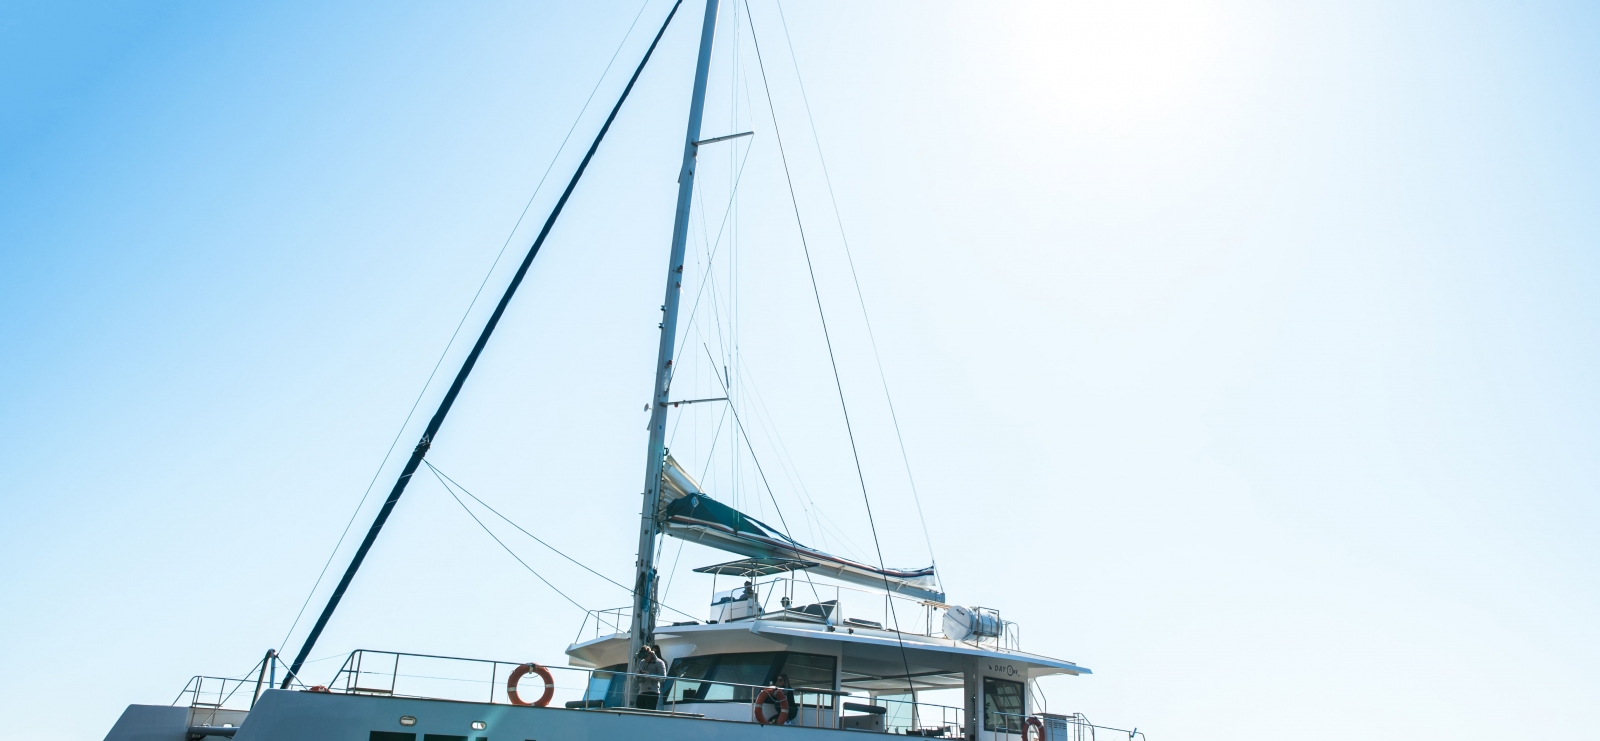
xmin=664 ymin=493 xmax=787 ymax=541
xmin=661 ymin=493 xmax=942 ymax=600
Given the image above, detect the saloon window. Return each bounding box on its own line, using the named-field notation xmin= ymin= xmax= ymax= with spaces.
xmin=666 ymin=655 xmax=719 ymax=703
xmin=583 ymin=663 xmax=627 ymax=708
xmin=705 ymin=652 xmax=781 ymax=701
xmin=666 ymin=651 xmax=836 ymax=706
xmin=778 ymin=652 xmax=837 ymax=709
xmin=983 ymin=677 xmax=1025 ymax=733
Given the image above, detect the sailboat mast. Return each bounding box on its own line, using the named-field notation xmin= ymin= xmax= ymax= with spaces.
xmin=627 ymin=0 xmax=720 ymax=685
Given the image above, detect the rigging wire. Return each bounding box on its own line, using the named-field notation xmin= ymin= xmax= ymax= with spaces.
xmin=773 ymin=0 xmax=939 ymax=587
xmin=665 ymin=180 xmax=719 ymax=448
xmin=660 ymin=139 xmax=755 ymax=464
xmin=665 ymin=138 xmax=755 ymax=505
xmin=425 ymin=461 xmax=698 ymax=621
xmin=427 ymin=462 xmax=624 ymax=591
xmin=274 ymin=0 xmax=656 ymax=657
xmin=735 ymin=367 xmax=826 ymax=549
xmin=735 ymin=353 xmax=873 ymax=561
xmin=700 ymin=343 xmax=794 ymax=539
xmin=664 ymin=141 xmax=752 ymax=460
xmin=742 ymin=0 xmax=919 ymax=697
xmin=660 ymin=538 xmax=688 ymax=607
xmin=426 ymin=463 xmax=590 ymax=614
xmin=672 ymin=141 xmax=756 ymax=382
xmin=727 ymin=0 xmax=744 ymax=515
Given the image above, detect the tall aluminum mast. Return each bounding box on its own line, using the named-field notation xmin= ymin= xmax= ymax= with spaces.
xmin=626 ymin=0 xmax=721 ymax=689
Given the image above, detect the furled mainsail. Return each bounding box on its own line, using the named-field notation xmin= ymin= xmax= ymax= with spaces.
xmin=658 ymin=455 xmax=943 ymax=602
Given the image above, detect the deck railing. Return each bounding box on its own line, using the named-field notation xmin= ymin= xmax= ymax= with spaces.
xmin=174 ymin=650 xmax=308 ymax=713
xmin=870 ymin=695 xmax=964 ymax=736
xmin=174 ymin=676 xmax=260 ymax=712
xmin=330 ymin=650 xmax=586 ymax=706
xmin=324 ymin=649 xmax=972 ymax=733
xmin=172 ymin=650 xmax=1137 ymax=739
xmin=988 ymin=710 xmax=1148 ymax=741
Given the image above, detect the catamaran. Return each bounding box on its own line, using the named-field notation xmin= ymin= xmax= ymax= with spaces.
xmin=101 ymin=3 xmax=1145 ymax=740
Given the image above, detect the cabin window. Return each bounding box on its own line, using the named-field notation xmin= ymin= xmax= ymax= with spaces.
xmin=584 ymin=664 xmax=628 ymax=708
xmin=982 ymin=677 xmax=1025 ymax=733
xmin=370 ymin=734 xmax=415 ymax=741
xmin=703 ymin=651 xmax=781 ymax=701
xmin=778 ymin=652 xmax=837 ymax=710
xmin=666 ymin=651 xmax=836 ymax=707
xmin=666 ymin=654 xmax=718 ymax=702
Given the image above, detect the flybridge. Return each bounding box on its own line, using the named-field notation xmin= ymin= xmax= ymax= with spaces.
xmin=657 ymin=455 xmax=944 ymax=602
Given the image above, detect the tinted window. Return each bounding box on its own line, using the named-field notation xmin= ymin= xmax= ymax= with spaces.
xmin=706 ymin=652 xmax=781 ymax=701
xmin=669 ymin=655 xmax=717 ymax=680
xmin=778 ymin=652 xmax=837 ymax=709
xmin=583 ymin=666 xmax=628 ymax=708
xmin=983 ymin=677 xmax=1025 ymax=732
xmin=778 ymin=652 xmax=835 ymax=689
xmin=667 ymin=655 xmax=717 ymax=702
xmin=666 ymin=652 xmax=834 ymax=705
xmin=370 ymin=734 xmax=415 ymax=741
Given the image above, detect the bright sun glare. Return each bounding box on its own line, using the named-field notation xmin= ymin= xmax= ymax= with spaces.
xmin=1009 ymin=0 xmax=1229 ymax=125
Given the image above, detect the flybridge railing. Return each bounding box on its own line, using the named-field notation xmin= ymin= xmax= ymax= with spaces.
xmin=693 ymin=576 xmax=1023 ymax=652
xmin=572 ymin=580 xmax=1022 ymax=655
xmin=575 ymin=606 xmax=632 ymax=644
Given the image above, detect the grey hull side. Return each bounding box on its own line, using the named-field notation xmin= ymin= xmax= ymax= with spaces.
xmin=235 ymin=690 xmax=860 ymax=741
xmin=104 ymin=705 xmax=188 ymax=741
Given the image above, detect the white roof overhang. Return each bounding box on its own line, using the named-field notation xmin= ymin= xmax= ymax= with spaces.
xmin=575 ymin=620 xmax=1091 ymax=681
xmin=750 ymin=623 xmax=1090 ymax=679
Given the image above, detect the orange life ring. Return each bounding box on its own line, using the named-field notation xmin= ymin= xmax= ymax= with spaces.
xmin=507 ymin=662 xmax=554 ymax=707
xmin=1023 ymin=716 xmax=1046 ymax=741
xmin=753 ymin=685 xmax=790 ymax=725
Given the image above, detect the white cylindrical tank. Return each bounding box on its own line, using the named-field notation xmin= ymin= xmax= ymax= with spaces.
xmin=941 ymin=605 xmax=1002 ymax=641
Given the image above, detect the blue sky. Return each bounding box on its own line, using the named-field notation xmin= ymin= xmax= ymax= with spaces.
xmin=2 ymin=1 xmax=1598 ymax=739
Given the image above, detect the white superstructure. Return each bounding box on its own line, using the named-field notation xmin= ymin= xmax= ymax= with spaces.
xmin=107 ymin=567 xmax=1123 ymax=741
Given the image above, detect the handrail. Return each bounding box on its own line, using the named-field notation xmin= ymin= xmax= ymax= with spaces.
xmin=576 ymin=580 xmax=1023 ymax=653
xmin=987 ymin=710 xmax=1149 ymax=741
xmin=170 ymin=648 xmax=1138 ymax=738
xmin=174 ymin=650 xmax=309 ymax=712
xmin=698 ymin=575 xmax=1023 ymax=652
xmin=321 ymin=648 xmax=954 ymax=731
xmin=575 ymin=606 xmax=632 ymax=644
xmin=172 ymin=671 xmax=308 ymax=712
